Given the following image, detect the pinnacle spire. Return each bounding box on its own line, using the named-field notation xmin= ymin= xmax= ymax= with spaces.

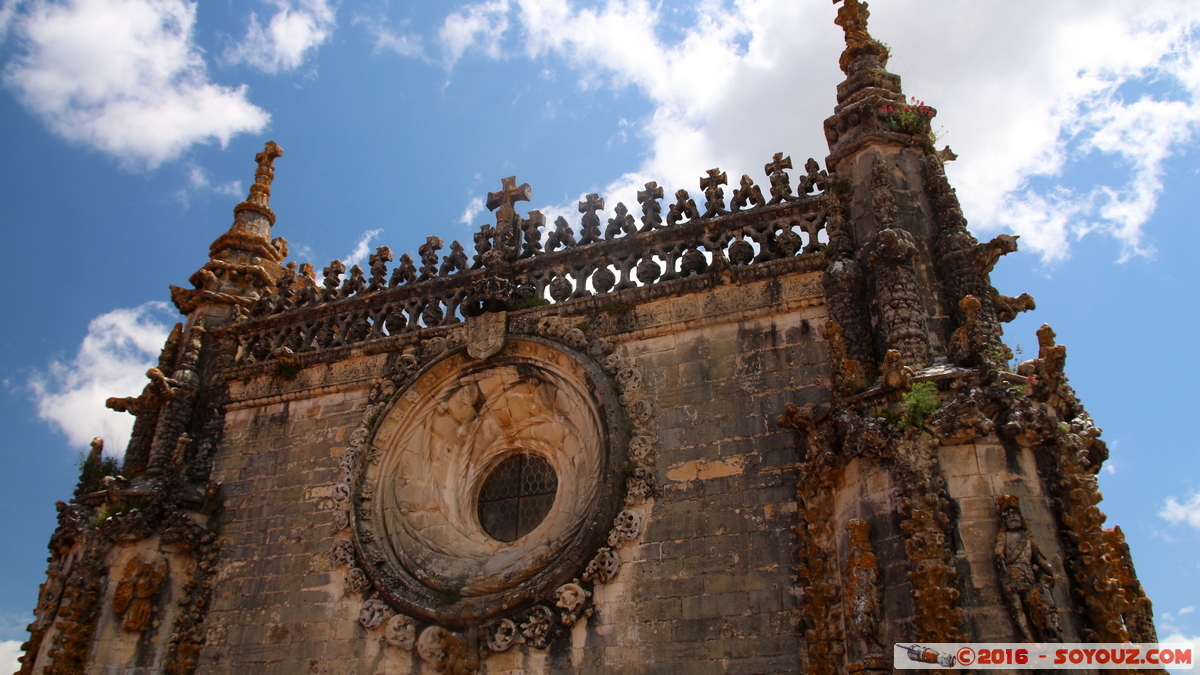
xmin=234 ymin=140 xmax=284 ymax=225
xmin=832 ymin=0 xmax=889 ymax=75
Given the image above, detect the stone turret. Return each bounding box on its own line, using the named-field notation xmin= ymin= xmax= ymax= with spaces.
xmin=170 ymin=141 xmax=289 ymax=327
xmin=822 ymin=0 xmax=1028 ymax=373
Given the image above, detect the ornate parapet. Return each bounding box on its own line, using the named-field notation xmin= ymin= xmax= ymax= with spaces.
xmin=227 ymin=166 xmax=834 ymax=368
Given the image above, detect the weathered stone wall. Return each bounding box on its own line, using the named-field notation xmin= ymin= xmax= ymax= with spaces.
xmin=197 ymin=265 xmax=828 ymax=674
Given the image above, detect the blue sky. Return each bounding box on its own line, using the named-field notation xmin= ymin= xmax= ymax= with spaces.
xmin=0 ymin=0 xmax=1197 ymax=669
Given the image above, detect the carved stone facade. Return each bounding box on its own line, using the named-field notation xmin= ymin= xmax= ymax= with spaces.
xmin=21 ymin=4 xmax=1157 ymax=674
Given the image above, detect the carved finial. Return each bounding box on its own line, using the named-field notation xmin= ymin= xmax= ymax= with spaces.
xmin=765 ymin=153 xmax=794 ymax=204
xmin=520 ymin=211 xmax=545 ymax=258
xmin=730 ymin=175 xmax=765 ymax=212
xmin=234 ymin=140 xmax=284 ymax=224
xmin=546 ymin=216 xmax=576 ymax=252
xmin=832 ymin=0 xmax=888 ymax=74
xmin=606 ymin=203 xmax=636 ymax=240
xmin=367 ymin=246 xmax=393 ymax=293
xmin=322 ymin=260 xmax=346 ymax=301
xmin=700 ymin=168 xmax=729 ymax=217
xmin=666 ymin=189 xmax=699 ymax=228
xmin=441 ymin=240 xmax=469 ymax=274
xmin=637 ymin=181 xmax=664 ymax=232
xmin=418 ymin=236 xmax=444 ymax=281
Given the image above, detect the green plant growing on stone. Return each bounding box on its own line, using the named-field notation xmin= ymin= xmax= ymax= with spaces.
xmin=619 ymin=462 xmax=637 ymax=479
xmin=901 ymin=381 xmax=939 ymax=429
xmin=881 ymin=97 xmax=935 ymax=136
xmin=90 ymin=496 xmax=151 ymax=529
xmin=273 ymin=361 xmax=302 ymax=380
xmin=874 ymin=408 xmax=904 ymax=428
xmin=76 ymin=453 xmax=119 ymax=495
xmin=601 ymin=300 xmax=633 ymax=316
xmin=831 ymin=178 xmax=852 ymax=196
xmin=1009 ymin=344 xmax=1024 ymax=373
xmin=510 ymin=296 xmax=549 ymax=311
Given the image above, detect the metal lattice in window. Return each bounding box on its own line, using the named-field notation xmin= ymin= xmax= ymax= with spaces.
xmin=478 ymin=454 xmax=558 ymax=542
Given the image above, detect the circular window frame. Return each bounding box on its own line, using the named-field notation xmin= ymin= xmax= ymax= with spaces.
xmin=354 ymin=337 xmax=627 ymax=627
xmin=476 ymin=452 xmax=560 ymax=543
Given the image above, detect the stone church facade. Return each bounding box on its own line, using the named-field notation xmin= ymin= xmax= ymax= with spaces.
xmin=19 ymin=3 xmax=1159 ymax=674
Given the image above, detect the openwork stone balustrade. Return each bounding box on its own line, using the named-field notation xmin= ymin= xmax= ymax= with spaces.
xmin=231 ymin=167 xmax=833 ymax=366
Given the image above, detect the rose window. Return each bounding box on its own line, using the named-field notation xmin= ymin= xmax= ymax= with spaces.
xmin=477 ymin=453 xmax=559 ymax=542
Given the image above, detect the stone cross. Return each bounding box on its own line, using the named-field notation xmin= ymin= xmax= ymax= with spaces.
xmin=486 ymin=176 xmax=531 ymax=261
xmin=254 ymin=141 xmax=284 ymax=188
xmin=637 ymin=181 xmax=664 ymax=232
xmin=578 ymin=193 xmax=605 ymax=245
xmin=765 ymin=152 xmax=794 ymax=204
xmin=700 ymin=168 xmax=728 ymax=217
xmin=238 ymin=141 xmax=284 ymax=215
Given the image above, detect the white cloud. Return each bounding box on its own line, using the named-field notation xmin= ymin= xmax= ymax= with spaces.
xmin=355 ymin=12 xmax=426 ymax=60
xmin=439 ymin=0 xmax=509 ymax=67
xmin=342 ymin=228 xmax=383 ymax=267
xmin=1161 ymin=492 xmax=1200 ymax=530
xmin=3 ymin=0 xmax=269 ymax=169
xmin=174 ymin=164 xmax=243 ymax=207
xmin=0 ymin=0 xmax=22 ymax=43
xmin=224 ymin=0 xmax=336 ymax=74
xmin=28 ymin=302 xmax=175 ymax=456
xmin=1181 ymin=606 xmax=1197 ymax=616
xmin=459 ymin=195 xmax=485 ymax=225
xmin=1159 ymin=633 xmax=1200 ymax=674
xmin=0 ymin=641 xmax=21 ymax=674
xmin=398 ymin=0 xmax=1200 ymax=264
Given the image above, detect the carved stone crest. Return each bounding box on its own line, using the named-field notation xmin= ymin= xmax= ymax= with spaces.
xmin=467 ymin=310 xmax=507 ymax=361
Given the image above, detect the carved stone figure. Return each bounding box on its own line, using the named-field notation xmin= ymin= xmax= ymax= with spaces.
xmin=946 ymin=294 xmax=983 ymax=367
xmin=879 ymin=349 xmax=911 ymax=393
xmin=995 ymin=495 xmax=1062 ymax=642
xmin=112 ymin=555 xmax=167 ymax=633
